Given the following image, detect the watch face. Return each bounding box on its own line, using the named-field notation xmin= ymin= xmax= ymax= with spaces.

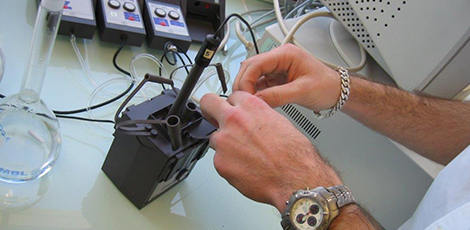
xmin=290 ymin=197 xmax=324 ymax=230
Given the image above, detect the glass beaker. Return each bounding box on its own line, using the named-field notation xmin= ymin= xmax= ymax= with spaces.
xmin=0 ymin=0 xmax=65 ymax=183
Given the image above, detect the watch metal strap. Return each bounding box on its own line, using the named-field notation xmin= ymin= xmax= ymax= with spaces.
xmin=326 ymin=185 xmax=356 ymax=209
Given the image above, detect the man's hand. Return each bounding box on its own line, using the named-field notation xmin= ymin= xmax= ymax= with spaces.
xmin=200 ymin=91 xmax=342 ymax=213
xmin=233 ymin=44 xmax=341 ymax=111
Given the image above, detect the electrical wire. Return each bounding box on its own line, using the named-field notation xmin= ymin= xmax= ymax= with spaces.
xmin=0 ymin=91 xmax=114 ymax=124
xmin=86 ymin=78 xmax=135 ymax=132
xmin=56 ymin=114 xmax=115 ymax=124
xmin=329 ymin=20 xmax=359 ymax=68
xmin=218 ymin=9 xmax=274 ymax=53
xmin=54 ymin=38 xmax=135 ymax=115
xmin=215 ymin=13 xmax=260 ymax=54
xmin=280 ymin=9 xmax=367 ymax=72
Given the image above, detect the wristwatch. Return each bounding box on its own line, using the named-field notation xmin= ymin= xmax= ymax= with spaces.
xmin=281 ymin=185 xmax=356 ymax=230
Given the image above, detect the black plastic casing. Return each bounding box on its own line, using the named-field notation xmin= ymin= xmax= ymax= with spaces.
xmin=36 ymin=0 xmax=97 ymax=39
xmin=102 ymin=90 xmax=216 ymax=209
xmin=95 ymin=0 xmax=146 ymax=46
xmin=185 ymin=0 xmax=225 ymax=43
xmin=142 ymin=0 xmax=192 ymax=52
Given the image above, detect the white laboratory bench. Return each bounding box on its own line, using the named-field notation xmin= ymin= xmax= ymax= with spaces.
xmin=0 ymin=1 xmax=433 ymax=230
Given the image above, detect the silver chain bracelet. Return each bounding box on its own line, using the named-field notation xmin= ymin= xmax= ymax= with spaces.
xmin=313 ymin=67 xmax=351 ymax=119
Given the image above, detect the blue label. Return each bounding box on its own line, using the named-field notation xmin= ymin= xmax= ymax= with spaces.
xmin=170 ymin=21 xmax=184 ymax=27
xmin=0 ymin=124 xmax=10 ymax=142
xmin=154 ymin=18 xmax=169 ymax=27
xmin=0 ymin=168 xmax=27 ymax=176
xmin=124 ymin=12 xmax=141 ymax=22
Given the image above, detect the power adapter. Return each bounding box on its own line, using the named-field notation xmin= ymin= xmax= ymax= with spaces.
xmin=142 ymin=0 xmax=192 ymax=52
xmin=96 ymin=0 xmax=146 ymax=46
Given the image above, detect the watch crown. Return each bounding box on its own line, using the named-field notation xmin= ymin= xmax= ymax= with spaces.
xmin=286 ymin=201 xmax=290 ymax=205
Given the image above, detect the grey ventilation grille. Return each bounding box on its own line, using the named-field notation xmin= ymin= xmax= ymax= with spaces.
xmin=281 ymin=104 xmax=321 ymax=139
xmin=351 ymin=0 xmax=408 ymax=40
xmin=322 ymin=0 xmax=376 ymax=49
xmin=322 ymin=0 xmax=408 ymax=50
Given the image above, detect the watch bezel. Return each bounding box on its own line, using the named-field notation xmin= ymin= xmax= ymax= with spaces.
xmin=284 ymin=189 xmax=331 ymax=230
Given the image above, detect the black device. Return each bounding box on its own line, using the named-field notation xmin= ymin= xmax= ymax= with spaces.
xmin=36 ymin=0 xmax=97 ymax=39
xmin=96 ymin=0 xmax=146 ymax=46
xmin=185 ymin=0 xmax=225 ymax=43
xmin=142 ymin=0 xmax=192 ymax=52
xmin=102 ymin=88 xmax=216 ymax=209
xmin=102 ymin=34 xmax=224 ymax=209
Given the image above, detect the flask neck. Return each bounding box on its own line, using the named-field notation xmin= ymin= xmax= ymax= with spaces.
xmin=20 ymin=5 xmax=63 ymax=98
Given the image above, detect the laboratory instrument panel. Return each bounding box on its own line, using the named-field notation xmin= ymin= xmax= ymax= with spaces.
xmin=143 ymin=0 xmax=192 ymax=52
xmin=35 ymin=0 xmax=226 ymax=49
xmin=36 ymin=0 xmax=97 ymax=39
xmin=96 ymin=0 xmax=147 ymax=46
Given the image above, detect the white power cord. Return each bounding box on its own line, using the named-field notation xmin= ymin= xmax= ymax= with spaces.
xmin=217 ymin=9 xmax=274 ymax=53
xmin=329 ymin=20 xmax=361 ymax=68
xmin=280 ymin=9 xmax=367 ymax=72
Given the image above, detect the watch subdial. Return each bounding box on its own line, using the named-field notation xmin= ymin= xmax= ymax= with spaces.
xmin=310 ymin=204 xmax=320 ymax=215
xmin=296 ymin=214 xmax=306 ymax=224
xmin=307 ymin=216 xmax=317 ymax=227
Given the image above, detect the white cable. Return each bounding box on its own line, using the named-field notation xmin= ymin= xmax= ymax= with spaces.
xmin=217 ymin=9 xmax=274 ymax=53
xmin=281 ymin=10 xmax=366 ymax=72
xmin=235 ymin=21 xmax=252 ymax=50
xmin=285 ymin=0 xmax=311 ymax=19
xmin=236 ymin=9 xmax=282 ymax=51
xmin=329 ymin=20 xmax=354 ymax=67
xmin=241 ymin=0 xmax=253 ymax=23
xmin=274 ymin=0 xmax=297 ymax=43
xmin=239 ymin=9 xmax=278 ymax=40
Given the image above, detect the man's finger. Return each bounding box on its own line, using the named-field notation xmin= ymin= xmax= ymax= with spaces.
xmin=235 ymin=46 xmax=296 ymax=94
xmin=226 ymin=91 xmax=255 ymax=106
xmin=209 ymin=130 xmax=220 ymax=150
xmin=254 ymin=83 xmax=300 ymax=108
xmin=200 ymin=93 xmax=233 ymax=127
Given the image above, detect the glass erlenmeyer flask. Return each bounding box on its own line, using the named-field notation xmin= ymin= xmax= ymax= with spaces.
xmin=0 ymin=0 xmax=65 ymax=183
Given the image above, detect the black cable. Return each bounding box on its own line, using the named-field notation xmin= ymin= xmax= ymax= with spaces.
xmin=159 ymin=50 xmax=191 ymax=90
xmin=53 ymin=38 xmax=134 ymax=115
xmin=0 ymin=93 xmax=114 ymax=123
xmin=56 ymin=115 xmax=115 ymax=124
xmin=214 ymin=13 xmax=260 ymax=54
xmin=171 ymin=43 xmax=194 ymax=65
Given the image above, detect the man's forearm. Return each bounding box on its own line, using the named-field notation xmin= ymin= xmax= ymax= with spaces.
xmin=342 ymin=76 xmax=470 ymax=165
xmin=329 ymin=205 xmax=381 ymax=230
